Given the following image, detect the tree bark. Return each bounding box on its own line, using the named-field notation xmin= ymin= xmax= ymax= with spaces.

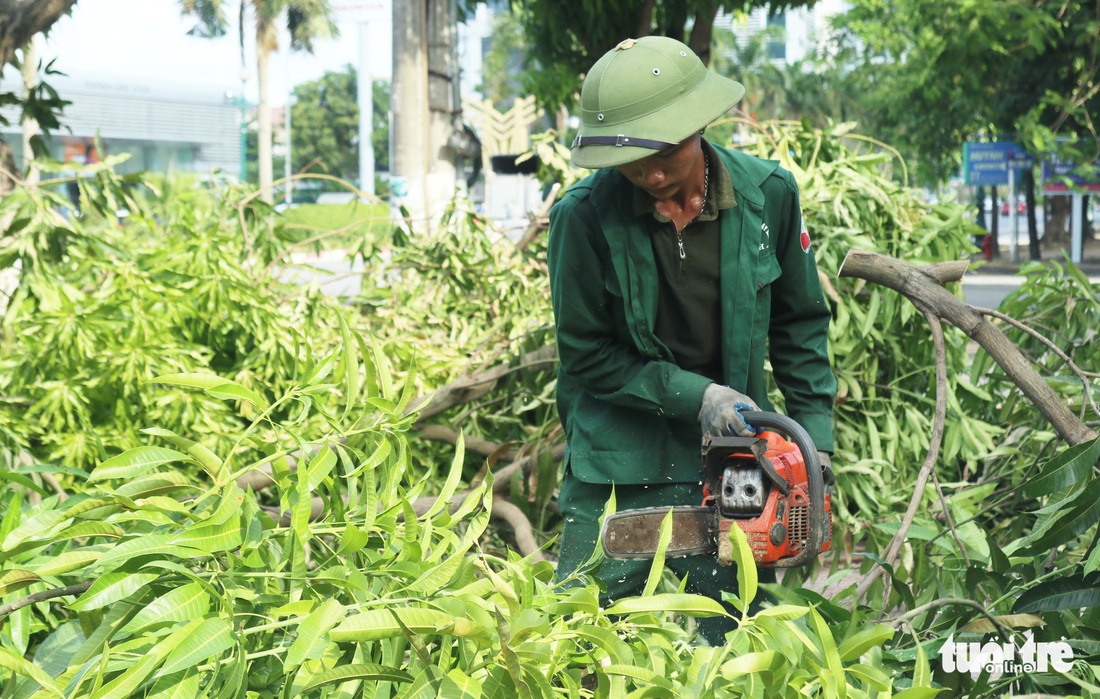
xmin=687 ymin=6 xmax=720 ymax=66
xmin=0 ymin=0 xmax=76 ymax=69
xmin=837 ymin=249 xmax=1097 ymax=445
xmin=405 ymin=344 xmax=557 ymax=422
xmin=1024 ymin=168 xmax=1040 ymax=261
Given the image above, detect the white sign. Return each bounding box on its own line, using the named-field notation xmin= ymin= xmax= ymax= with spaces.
xmin=332 ymin=0 xmax=390 ymax=23
xmin=940 ymin=632 xmax=1073 ymax=678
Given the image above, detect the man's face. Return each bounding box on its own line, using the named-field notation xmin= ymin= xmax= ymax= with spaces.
xmin=615 ymin=135 xmax=702 ymax=201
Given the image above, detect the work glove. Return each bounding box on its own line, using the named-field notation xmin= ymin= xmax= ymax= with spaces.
xmin=698 ymin=384 xmax=760 ymax=438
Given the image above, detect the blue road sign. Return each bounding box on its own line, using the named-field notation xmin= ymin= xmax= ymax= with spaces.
xmin=1042 ymin=153 xmax=1100 ymax=192
xmin=964 ymin=141 xmax=1033 ymax=186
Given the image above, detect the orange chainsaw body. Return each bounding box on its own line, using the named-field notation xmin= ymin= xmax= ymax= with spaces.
xmin=704 ymin=430 xmax=832 ymax=566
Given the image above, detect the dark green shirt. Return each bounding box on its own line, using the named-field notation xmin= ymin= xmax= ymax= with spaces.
xmin=638 ymin=140 xmax=736 ymax=383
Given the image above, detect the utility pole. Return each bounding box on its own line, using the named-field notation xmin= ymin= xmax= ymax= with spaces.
xmin=392 ymin=0 xmax=458 ymax=233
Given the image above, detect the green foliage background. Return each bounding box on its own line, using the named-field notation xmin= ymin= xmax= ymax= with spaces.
xmin=1 ymin=121 xmax=1099 ymax=696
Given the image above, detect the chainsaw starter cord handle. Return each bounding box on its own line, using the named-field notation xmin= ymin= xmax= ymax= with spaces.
xmin=739 ymin=411 xmax=826 ymax=568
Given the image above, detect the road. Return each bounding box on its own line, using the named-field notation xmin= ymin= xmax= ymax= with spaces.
xmin=961 ymin=274 xmax=1022 ymax=309
xmin=980 ymin=210 xmax=1045 ymax=247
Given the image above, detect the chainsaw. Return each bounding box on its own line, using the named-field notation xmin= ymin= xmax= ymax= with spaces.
xmin=600 ymin=411 xmax=833 ymax=568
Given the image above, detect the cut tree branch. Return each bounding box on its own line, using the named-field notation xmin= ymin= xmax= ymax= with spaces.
xmin=838 ymin=250 xmax=1097 ymax=445
xmin=853 ymin=306 xmax=949 ymax=605
xmin=0 ymin=581 xmax=91 ymax=619
xmin=406 ymin=345 xmax=557 ymax=422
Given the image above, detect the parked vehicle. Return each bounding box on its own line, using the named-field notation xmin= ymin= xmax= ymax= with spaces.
xmin=1002 ymin=196 xmax=1026 ymax=215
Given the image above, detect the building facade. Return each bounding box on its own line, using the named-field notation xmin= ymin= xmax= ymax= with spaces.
xmin=0 ymin=72 xmax=242 ymax=176
xmin=718 ymin=0 xmax=849 ymax=66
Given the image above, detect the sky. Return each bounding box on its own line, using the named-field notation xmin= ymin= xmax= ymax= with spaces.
xmin=39 ymin=0 xmax=394 ymax=106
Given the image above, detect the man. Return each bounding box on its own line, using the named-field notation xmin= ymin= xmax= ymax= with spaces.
xmin=547 ymin=35 xmax=837 ymax=644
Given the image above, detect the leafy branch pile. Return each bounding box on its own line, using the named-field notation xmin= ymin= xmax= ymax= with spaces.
xmin=0 ymin=317 xmax=920 ymax=697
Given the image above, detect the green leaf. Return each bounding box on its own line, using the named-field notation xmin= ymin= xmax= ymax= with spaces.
xmin=1018 ymin=476 xmax=1100 ymax=554
xmin=0 ymin=646 xmax=63 ymax=697
xmin=88 ymin=447 xmax=191 ymax=482
xmin=1022 ymin=437 xmax=1100 ymax=498
xmin=153 ymin=372 xmax=263 ymax=405
xmin=727 ymin=523 xmax=758 ymax=614
xmin=845 ymin=663 xmax=891 ymax=691
xmin=330 ymin=608 xmax=492 ymax=644
xmin=1015 ymin=574 xmax=1100 ymax=612
xmin=604 ymin=593 xmax=730 ymax=618
xmin=306 ymin=445 xmax=338 ymax=491
xmin=302 ymin=664 xmax=412 ymax=692
xmin=754 ymin=604 xmax=810 ymax=621
xmin=440 ymin=668 xmax=483 ymax=699
xmin=838 ymin=623 xmax=895 ymax=662
xmin=204 ymin=382 xmax=269 ymax=410
xmin=69 ymin=571 xmax=159 ymax=612
xmin=422 ymin=433 xmax=465 ymax=520
xmin=571 ymin=626 xmax=634 ymax=665
xmin=809 ymin=605 xmax=846 ymax=699
xmin=114 ymin=472 xmax=197 ymax=499
xmin=171 ymin=516 xmax=242 ymax=554
xmin=912 ymin=630 xmax=932 ymax=689
xmin=142 ymin=428 xmax=226 ymax=482
xmin=603 ymin=664 xmax=673 ymax=688
xmin=53 ymin=521 xmax=124 ymax=543
xmin=0 ymin=569 xmax=39 ymax=597
xmin=719 ymin=650 xmax=781 ymax=680
xmin=121 ymin=583 xmax=212 ymax=634
xmin=32 ymin=549 xmax=102 ymax=577
xmin=90 ymin=653 xmax=160 ymax=699
xmin=407 ymin=551 xmax=464 ymax=594
xmin=336 ymin=523 xmax=369 ymax=555
xmin=337 ymin=314 xmax=359 ymax=421
xmin=145 ymin=670 xmax=200 ymax=699
xmin=891 ymin=689 xmax=944 ymax=699
xmin=156 ymin=617 xmax=235 ymax=677
xmin=94 ymin=535 xmax=202 ymax=572
xmin=94 ymin=618 xmax=203 ymax=699
xmin=642 ymin=507 xmax=673 ymax=598
xmin=284 ymin=598 xmax=345 ymax=671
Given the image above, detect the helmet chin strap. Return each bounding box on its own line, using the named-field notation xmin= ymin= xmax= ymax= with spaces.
xmin=570 ymin=134 xmax=679 ymax=151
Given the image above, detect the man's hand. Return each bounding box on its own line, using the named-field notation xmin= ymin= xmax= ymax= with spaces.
xmin=698 ymin=384 xmax=760 ymax=438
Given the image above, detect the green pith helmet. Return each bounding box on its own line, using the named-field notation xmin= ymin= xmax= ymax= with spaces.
xmin=570 ymin=36 xmax=745 ymax=169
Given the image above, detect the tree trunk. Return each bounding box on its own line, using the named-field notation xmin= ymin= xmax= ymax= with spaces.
xmin=1047 ymin=194 xmax=1071 ymax=245
xmin=392 ymin=0 xmax=428 ymax=227
xmin=989 ymin=187 xmax=1000 ymax=259
xmin=0 ymin=0 xmax=76 ymax=69
xmin=1024 ymin=168 xmax=1039 ymax=261
xmin=687 ymin=7 xmax=719 ymax=66
xmin=21 ymin=38 xmax=39 ymax=185
xmin=635 ymin=0 xmax=655 ymax=37
xmin=256 ymin=19 xmax=274 ymax=203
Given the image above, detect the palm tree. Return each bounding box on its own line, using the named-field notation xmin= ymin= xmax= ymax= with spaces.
xmin=711 ymin=24 xmax=791 ymax=122
xmin=181 ymin=0 xmax=336 ymax=203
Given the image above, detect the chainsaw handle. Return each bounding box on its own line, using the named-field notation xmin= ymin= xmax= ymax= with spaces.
xmin=739 ymin=411 xmax=826 ymax=568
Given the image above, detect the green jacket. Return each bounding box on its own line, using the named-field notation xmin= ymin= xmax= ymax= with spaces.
xmin=547 ymin=144 xmax=836 ymax=486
